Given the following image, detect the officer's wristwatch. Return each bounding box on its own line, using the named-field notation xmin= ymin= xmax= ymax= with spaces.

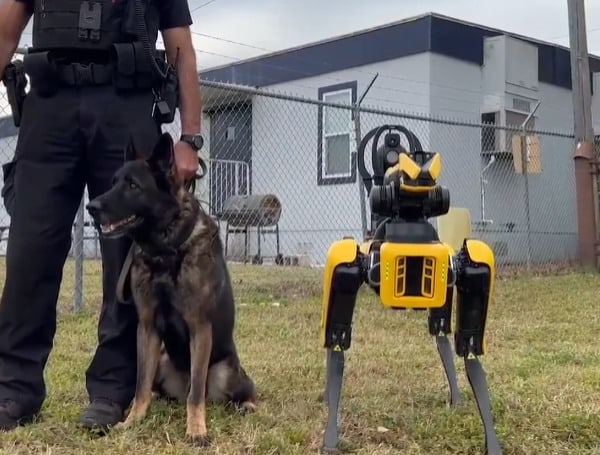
xmin=180 ymin=134 xmax=204 ymax=152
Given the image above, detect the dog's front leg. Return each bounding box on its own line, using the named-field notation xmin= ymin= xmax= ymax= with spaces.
xmin=186 ymin=320 xmax=213 ymax=446
xmin=116 ymin=320 xmax=161 ymax=429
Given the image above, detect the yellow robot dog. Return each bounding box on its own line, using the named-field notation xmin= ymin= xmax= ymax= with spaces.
xmin=319 ymin=125 xmax=502 ymax=455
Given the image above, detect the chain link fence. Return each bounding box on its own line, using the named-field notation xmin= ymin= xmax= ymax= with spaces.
xmin=0 ymin=60 xmax=582 ymax=312
xmin=197 ymin=80 xmax=578 ymax=270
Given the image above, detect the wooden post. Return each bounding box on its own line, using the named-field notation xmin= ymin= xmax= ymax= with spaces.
xmin=567 ymin=0 xmax=598 ymax=268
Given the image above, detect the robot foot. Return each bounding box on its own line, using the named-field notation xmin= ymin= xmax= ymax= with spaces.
xmin=323 ymin=348 xmax=345 ymax=453
xmin=464 ymin=356 xmax=503 ymax=455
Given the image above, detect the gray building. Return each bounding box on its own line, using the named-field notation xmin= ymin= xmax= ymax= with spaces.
xmin=197 ymin=12 xmax=600 ymax=266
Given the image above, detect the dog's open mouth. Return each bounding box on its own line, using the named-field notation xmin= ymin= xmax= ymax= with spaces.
xmin=100 ymin=215 xmax=138 ymax=235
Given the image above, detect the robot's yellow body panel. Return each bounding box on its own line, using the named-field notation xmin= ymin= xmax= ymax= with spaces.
xmin=320 ymin=124 xmax=502 ymax=455
xmin=379 ymin=241 xmax=450 ymax=309
xmin=465 ymin=238 xmax=495 ymax=267
xmin=319 ymin=239 xmax=359 ymax=347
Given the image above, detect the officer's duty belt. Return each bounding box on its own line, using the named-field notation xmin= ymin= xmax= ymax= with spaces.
xmin=55 ymin=62 xmax=114 ymax=87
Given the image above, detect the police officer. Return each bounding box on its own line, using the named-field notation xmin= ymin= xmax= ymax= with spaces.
xmin=0 ymin=0 xmax=204 ymax=432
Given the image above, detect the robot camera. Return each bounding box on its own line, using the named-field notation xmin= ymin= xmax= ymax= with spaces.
xmin=384 ymin=132 xmax=400 ymax=148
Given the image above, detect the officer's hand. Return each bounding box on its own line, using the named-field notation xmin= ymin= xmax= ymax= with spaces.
xmin=173 ymin=140 xmax=199 ymax=182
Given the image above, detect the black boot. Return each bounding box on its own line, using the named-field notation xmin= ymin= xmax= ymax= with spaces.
xmin=0 ymin=399 xmax=37 ymax=431
xmin=78 ymin=398 xmax=124 ymax=433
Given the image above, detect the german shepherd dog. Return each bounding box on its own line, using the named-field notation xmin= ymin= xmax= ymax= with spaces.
xmin=85 ymin=132 xmax=257 ymax=446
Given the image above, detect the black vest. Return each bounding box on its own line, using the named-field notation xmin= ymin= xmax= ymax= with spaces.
xmin=31 ymin=0 xmax=159 ymax=53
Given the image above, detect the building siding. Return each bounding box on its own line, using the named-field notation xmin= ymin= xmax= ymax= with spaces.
xmin=246 ymin=53 xmax=433 ymax=263
xmin=428 ymin=52 xmax=581 ymax=265
xmin=238 ymin=46 xmax=593 ymax=265
xmin=201 ymin=13 xmax=600 ymax=93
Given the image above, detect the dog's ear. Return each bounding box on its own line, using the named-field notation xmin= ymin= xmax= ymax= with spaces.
xmin=124 ymin=139 xmax=137 ymax=162
xmin=148 ymin=132 xmax=174 ymax=173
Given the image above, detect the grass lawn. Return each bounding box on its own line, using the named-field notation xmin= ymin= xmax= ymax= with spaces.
xmin=0 ymin=259 xmax=600 ymax=454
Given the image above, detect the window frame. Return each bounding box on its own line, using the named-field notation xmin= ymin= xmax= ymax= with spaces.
xmin=317 ymin=81 xmax=358 ymax=186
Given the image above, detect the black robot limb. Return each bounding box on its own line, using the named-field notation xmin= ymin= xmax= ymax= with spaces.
xmin=319 ymin=238 xmax=366 ymax=452
xmin=454 ymin=239 xmax=502 ymax=455
xmin=319 ymin=124 xmax=502 ymax=454
xmin=428 ymin=270 xmax=462 ymax=407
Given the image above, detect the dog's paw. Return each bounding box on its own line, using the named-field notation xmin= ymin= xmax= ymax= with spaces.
xmin=114 ymin=418 xmax=135 ymax=431
xmin=187 ymin=432 xmax=211 ymax=448
xmin=238 ymin=401 xmax=257 ymax=415
xmin=114 ymin=421 xmax=128 ymax=431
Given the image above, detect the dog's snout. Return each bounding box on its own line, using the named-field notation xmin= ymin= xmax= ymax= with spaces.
xmin=86 ymin=199 xmax=102 ymax=218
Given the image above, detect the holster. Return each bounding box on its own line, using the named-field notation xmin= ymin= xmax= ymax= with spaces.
xmin=1 ymin=61 xmax=28 ymax=127
xmin=22 ymin=52 xmax=61 ymax=97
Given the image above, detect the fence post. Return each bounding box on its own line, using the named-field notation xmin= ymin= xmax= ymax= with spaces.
xmin=519 ymin=101 xmax=540 ymax=271
xmin=73 ymin=197 xmax=84 ymax=312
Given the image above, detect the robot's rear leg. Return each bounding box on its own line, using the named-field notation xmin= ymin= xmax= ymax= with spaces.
xmin=455 ymin=239 xmax=502 ymax=455
xmin=428 ymin=284 xmax=461 ymax=407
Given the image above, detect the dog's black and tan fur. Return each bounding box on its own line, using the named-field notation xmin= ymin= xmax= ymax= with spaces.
xmin=86 ymin=132 xmax=257 ymax=445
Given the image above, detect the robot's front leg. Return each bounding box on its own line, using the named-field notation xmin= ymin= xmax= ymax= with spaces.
xmin=319 ymin=239 xmax=364 ymax=453
xmin=428 ymin=280 xmax=461 ymax=407
xmin=455 ymin=239 xmax=502 ymax=455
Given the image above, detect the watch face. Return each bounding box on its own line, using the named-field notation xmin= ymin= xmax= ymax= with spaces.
xmin=194 ymin=135 xmax=204 ymax=150
xmin=193 ymin=135 xmax=204 ymax=149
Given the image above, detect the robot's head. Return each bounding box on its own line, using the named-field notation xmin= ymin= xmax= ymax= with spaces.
xmin=375 ymin=131 xmax=441 ymax=191
xmin=386 ymin=150 xmax=441 ymax=192
xmin=358 ymin=125 xmax=451 ymax=221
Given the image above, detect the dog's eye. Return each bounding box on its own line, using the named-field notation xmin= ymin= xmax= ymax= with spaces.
xmin=129 ymin=181 xmax=138 ymax=190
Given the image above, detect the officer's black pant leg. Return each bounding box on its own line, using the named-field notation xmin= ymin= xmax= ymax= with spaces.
xmin=0 ymin=90 xmax=85 ymax=411
xmin=82 ymin=87 xmax=159 ymax=410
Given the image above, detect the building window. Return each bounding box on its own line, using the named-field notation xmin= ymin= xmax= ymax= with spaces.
xmin=317 ymin=81 xmax=357 ymax=186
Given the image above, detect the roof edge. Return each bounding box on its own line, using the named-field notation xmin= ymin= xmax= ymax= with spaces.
xmin=197 ymin=11 xmax=600 ymax=80
xmin=198 ymin=12 xmax=434 ymax=75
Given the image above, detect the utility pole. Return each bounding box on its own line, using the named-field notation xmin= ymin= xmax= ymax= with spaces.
xmin=567 ymin=0 xmax=598 ymax=269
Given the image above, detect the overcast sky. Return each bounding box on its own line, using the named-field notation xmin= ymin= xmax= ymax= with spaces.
xmin=2 ymin=0 xmax=600 ymax=116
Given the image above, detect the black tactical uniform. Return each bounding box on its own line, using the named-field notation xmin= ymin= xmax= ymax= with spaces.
xmin=0 ymin=0 xmax=193 ymax=431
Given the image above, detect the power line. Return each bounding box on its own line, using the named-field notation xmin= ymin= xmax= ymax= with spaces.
xmin=190 ymin=0 xmax=219 ymax=14
xmin=191 ymin=31 xmax=269 ymax=52
xmin=544 ymin=25 xmax=600 ymax=42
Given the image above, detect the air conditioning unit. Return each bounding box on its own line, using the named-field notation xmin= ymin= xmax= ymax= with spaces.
xmin=480 ymin=105 xmax=534 ymax=159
